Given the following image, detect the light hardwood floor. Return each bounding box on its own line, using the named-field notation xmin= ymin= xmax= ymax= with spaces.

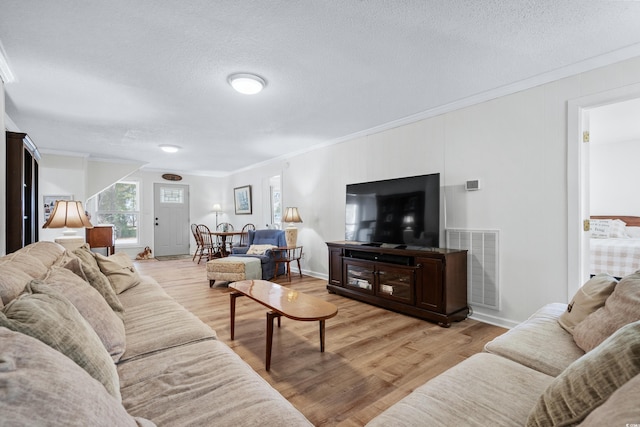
xmin=135 ymin=258 xmax=506 ymax=426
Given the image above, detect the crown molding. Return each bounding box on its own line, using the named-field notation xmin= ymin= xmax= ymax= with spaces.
xmin=0 ymin=42 xmax=15 ymax=84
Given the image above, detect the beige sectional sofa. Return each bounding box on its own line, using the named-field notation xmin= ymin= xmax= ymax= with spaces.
xmin=0 ymin=241 xmax=312 ymax=426
xmin=367 ymin=274 xmax=640 ymax=426
xmin=2 ymin=241 xmax=638 ymax=426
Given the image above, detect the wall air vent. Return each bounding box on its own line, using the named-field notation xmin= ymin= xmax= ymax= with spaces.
xmin=446 ymin=229 xmax=499 ymax=310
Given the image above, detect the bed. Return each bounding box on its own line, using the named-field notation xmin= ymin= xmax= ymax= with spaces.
xmin=590 ymin=215 xmax=640 ymax=278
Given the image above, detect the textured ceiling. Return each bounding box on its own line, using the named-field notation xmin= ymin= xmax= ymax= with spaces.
xmin=2 ymin=1 xmax=640 ymax=175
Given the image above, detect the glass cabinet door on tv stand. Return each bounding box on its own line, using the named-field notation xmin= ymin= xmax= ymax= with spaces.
xmin=344 ymin=258 xmax=416 ymax=304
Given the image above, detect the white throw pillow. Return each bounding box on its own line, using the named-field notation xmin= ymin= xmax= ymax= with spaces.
xmin=609 ymin=219 xmax=627 ymax=238
xmin=590 ymin=219 xmax=610 ymax=238
xmin=246 ymin=244 xmax=276 ymax=255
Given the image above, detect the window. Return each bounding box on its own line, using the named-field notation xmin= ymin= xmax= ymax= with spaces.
xmin=95 ymin=181 xmax=140 ymax=245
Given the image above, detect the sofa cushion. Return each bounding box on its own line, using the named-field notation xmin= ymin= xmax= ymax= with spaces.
xmin=43 ymin=261 xmax=126 ymax=362
xmin=117 ymin=279 xmax=216 ymax=362
xmin=0 ymin=281 xmax=121 ymax=400
xmin=526 ymin=320 xmax=640 ymax=426
xmin=96 ymin=252 xmax=142 ymax=294
xmin=558 ymin=273 xmax=617 ymax=334
xmin=0 ymin=252 xmax=48 ymax=279
xmin=573 ymin=271 xmax=640 ymax=352
xmin=72 ymin=245 xmax=125 ymax=318
xmin=15 ymin=240 xmax=66 ymax=268
xmin=118 ymin=339 xmax=312 ymax=426
xmin=484 ymin=303 xmax=584 ymax=376
xmin=0 ymin=327 xmax=155 ymax=427
xmin=580 ymin=373 xmax=640 ymax=426
xmin=0 ymin=265 xmax=32 ymax=306
xmin=366 ymin=353 xmax=553 ymax=427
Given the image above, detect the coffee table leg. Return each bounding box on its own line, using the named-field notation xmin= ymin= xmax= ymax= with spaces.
xmin=319 ymin=320 xmax=325 ymax=352
xmin=230 ymin=292 xmax=242 ymax=340
xmin=266 ymin=311 xmax=281 ymax=371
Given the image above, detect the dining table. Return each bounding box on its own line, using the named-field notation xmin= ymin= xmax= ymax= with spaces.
xmin=208 ymin=230 xmax=247 ymax=257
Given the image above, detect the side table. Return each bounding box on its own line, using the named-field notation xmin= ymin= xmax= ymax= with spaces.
xmin=272 ymin=246 xmax=303 ymax=281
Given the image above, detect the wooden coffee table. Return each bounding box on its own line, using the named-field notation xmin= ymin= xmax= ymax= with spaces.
xmin=229 ymin=279 xmax=338 ymax=371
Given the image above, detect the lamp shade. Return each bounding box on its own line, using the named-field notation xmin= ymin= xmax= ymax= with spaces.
xmin=212 ymin=203 xmax=222 ymax=212
xmin=43 ymin=200 xmax=94 ymax=229
xmin=283 ymin=207 xmax=303 ymax=223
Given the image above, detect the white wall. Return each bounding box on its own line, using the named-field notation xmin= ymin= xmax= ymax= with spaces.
xmin=590 ymin=139 xmax=640 ymax=215
xmin=227 ymin=55 xmax=640 ymax=327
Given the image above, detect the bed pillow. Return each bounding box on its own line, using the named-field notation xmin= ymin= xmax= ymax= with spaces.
xmin=609 ymin=219 xmax=627 ymax=238
xmin=44 ymin=261 xmax=126 ymax=362
xmin=558 ymin=274 xmax=618 ymax=334
xmin=0 ymin=327 xmax=155 ymax=427
xmin=626 ymin=226 xmax=640 ymax=239
xmin=590 ymin=219 xmax=611 ymax=238
xmin=573 ymin=271 xmax=640 ymax=352
xmin=247 ymin=244 xmax=276 ymax=255
xmin=95 ymin=252 xmax=141 ymax=294
xmin=0 ymin=281 xmax=121 ymax=400
xmin=526 ymin=320 xmax=640 ymax=427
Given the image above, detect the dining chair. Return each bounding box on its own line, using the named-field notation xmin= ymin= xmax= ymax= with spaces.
xmin=195 ymin=224 xmax=220 ymax=263
xmin=190 ymin=223 xmax=201 ymax=262
xmin=239 ymin=223 xmax=256 ymax=247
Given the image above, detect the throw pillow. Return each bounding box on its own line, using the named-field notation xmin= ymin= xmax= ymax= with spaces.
xmin=45 ymin=261 xmax=126 ymax=362
xmin=589 ymin=219 xmax=610 ymax=238
xmin=95 ymin=252 xmax=142 ymax=294
xmin=71 ymin=249 xmax=125 ymax=318
xmin=573 ymin=271 xmax=640 ymax=352
xmin=247 ymin=244 xmax=276 ymax=255
xmin=579 ymin=372 xmax=640 ymax=426
xmin=0 ymin=327 xmax=155 ymax=427
xmin=0 ymin=252 xmax=48 ymax=279
xmin=558 ymin=274 xmax=618 ymax=334
xmin=0 ymin=281 xmax=121 ymax=400
xmin=526 ymin=320 xmax=640 ymax=427
xmin=73 ymin=243 xmax=101 ymax=270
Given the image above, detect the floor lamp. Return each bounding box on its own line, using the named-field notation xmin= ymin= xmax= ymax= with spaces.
xmin=212 ymin=203 xmax=222 ymax=228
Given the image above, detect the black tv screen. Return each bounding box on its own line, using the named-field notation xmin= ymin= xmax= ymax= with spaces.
xmin=345 ymin=173 xmax=440 ymax=247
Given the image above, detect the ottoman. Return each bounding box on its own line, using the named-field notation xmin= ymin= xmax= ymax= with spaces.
xmin=207 ymin=257 xmax=261 ymax=287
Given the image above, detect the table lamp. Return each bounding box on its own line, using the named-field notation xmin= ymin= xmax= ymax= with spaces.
xmin=283 ymin=207 xmax=303 ymax=247
xmin=43 ymin=200 xmax=94 ymax=235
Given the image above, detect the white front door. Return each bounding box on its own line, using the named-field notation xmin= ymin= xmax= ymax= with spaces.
xmin=153 ymin=183 xmax=190 ymax=256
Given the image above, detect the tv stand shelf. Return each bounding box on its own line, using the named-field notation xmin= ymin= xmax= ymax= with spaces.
xmin=326 ymin=241 xmax=468 ymax=327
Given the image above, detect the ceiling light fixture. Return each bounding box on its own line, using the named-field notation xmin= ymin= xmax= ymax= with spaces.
xmin=159 ymin=144 xmax=181 ymax=153
xmin=228 ymin=73 xmax=266 ymax=95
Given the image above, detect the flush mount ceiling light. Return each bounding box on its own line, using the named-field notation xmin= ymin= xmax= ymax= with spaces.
xmin=159 ymin=144 xmax=181 ymax=153
xmin=228 ymin=73 xmax=266 ymax=95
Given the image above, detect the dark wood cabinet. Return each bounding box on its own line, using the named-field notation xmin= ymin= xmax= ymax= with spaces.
xmin=6 ymin=131 xmax=40 ymax=253
xmin=326 ymin=242 xmax=468 ymax=327
xmin=86 ymin=225 xmax=115 ymax=255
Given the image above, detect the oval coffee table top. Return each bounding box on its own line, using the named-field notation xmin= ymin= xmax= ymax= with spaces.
xmin=230 ymin=279 xmax=338 ymax=321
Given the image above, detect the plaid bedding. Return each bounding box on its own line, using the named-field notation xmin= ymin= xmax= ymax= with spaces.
xmin=590 ymin=238 xmax=640 ymax=278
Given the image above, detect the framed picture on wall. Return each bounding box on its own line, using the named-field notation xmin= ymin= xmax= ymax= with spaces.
xmin=43 ymin=195 xmax=73 ymax=222
xmin=234 ymin=185 xmax=252 ymax=215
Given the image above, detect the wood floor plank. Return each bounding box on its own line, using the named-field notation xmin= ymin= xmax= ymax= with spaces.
xmin=135 ymin=258 xmax=507 ymax=426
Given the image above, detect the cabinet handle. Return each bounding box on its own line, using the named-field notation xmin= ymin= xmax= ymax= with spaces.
xmin=416 ymin=263 xmax=423 ymax=268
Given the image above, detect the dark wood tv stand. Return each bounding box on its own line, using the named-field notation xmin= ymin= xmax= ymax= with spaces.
xmin=326 ymin=241 xmax=468 ymax=327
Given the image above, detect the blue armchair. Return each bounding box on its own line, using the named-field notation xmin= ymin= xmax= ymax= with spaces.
xmin=230 ymin=229 xmax=286 ymax=280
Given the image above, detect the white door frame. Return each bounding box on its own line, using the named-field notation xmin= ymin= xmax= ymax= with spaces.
xmin=567 ymin=82 xmax=640 ymax=298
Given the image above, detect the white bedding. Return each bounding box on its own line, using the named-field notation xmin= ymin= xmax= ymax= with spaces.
xmin=590 ymin=238 xmax=640 ymax=278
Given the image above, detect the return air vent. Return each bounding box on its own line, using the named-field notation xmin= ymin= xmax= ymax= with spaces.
xmin=446 ymin=229 xmax=500 ymax=310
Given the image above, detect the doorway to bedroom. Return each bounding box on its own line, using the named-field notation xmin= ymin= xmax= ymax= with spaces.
xmin=569 ymin=87 xmax=640 ymax=297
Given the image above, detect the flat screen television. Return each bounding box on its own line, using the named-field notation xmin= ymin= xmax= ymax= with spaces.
xmin=345 ymin=173 xmax=440 ymax=248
